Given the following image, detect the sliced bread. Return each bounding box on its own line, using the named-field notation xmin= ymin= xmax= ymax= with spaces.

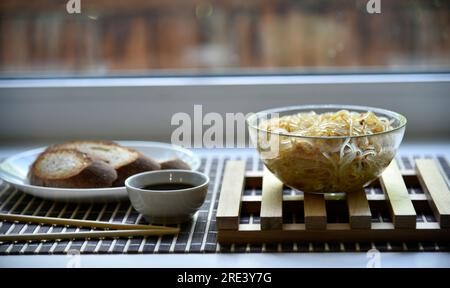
xmin=48 ymin=141 xmax=161 ymax=186
xmin=29 ymin=149 xmax=117 ymax=188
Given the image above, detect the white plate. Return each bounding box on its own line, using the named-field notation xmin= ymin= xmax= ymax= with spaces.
xmin=0 ymin=141 xmax=200 ymax=202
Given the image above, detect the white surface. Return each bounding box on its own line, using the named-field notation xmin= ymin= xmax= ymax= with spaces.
xmin=0 ymin=253 xmax=449 ymax=268
xmin=0 ymin=141 xmax=200 ymax=202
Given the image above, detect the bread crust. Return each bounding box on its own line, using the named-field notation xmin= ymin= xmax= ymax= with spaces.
xmin=30 ymin=141 xmax=163 ymax=188
xmin=29 ymin=149 xmax=117 ymax=188
xmin=160 ymin=158 xmax=191 ymax=170
xmin=48 ymin=140 xmax=161 ymax=187
xmin=113 ymin=154 xmax=161 ymax=186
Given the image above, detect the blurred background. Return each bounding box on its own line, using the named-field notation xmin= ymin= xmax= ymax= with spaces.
xmin=0 ymin=0 xmax=449 ymax=76
xmin=0 ymin=0 xmax=449 ymax=145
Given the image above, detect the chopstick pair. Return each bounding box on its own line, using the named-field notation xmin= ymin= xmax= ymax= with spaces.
xmin=0 ymin=213 xmax=179 ymax=243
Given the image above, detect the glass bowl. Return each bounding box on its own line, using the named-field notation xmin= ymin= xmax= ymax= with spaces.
xmin=247 ymin=105 xmax=407 ymax=194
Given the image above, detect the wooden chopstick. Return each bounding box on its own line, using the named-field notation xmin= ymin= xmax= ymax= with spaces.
xmin=0 ymin=229 xmax=180 ymax=243
xmin=0 ymin=213 xmax=173 ymax=231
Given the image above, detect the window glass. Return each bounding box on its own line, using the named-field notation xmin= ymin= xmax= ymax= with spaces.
xmin=1 ymin=0 xmax=449 ymax=76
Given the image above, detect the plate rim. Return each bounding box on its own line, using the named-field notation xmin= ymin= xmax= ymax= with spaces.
xmin=0 ymin=140 xmax=200 ymax=193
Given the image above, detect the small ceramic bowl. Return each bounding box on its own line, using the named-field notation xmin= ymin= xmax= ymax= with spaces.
xmin=125 ymin=170 xmax=209 ymax=224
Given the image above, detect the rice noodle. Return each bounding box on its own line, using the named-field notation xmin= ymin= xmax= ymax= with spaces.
xmin=257 ymin=110 xmax=396 ymax=193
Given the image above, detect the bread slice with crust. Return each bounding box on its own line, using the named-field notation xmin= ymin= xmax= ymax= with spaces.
xmin=29 ymin=149 xmax=117 ymax=188
xmin=47 ymin=141 xmax=161 ymax=186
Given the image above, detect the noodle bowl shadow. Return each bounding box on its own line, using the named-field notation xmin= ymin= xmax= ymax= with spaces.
xmin=247 ymin=105 xmax=407 ymax=194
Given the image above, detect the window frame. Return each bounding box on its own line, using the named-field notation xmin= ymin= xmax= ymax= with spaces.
xmin=0 ymin=73 xmax=449 ymax=143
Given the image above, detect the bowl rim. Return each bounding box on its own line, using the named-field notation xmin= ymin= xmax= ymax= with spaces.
xmin=125 ymin=169 xmax=210 ymax=193
xmin=246 ymin=104 xmax=407 ymax=139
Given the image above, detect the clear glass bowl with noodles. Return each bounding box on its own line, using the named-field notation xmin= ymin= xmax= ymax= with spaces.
xmin=247 ymin=105 xmax=407 ymax=194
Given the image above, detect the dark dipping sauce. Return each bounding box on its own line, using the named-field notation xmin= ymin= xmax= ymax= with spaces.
xmin=142 ymin=183 xmax=195 ymax=191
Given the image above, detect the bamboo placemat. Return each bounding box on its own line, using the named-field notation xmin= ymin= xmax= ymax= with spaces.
xmin=0 ymin=153 xmax=449 ymax=254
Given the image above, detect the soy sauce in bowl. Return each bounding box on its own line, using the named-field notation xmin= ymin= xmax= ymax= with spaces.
xmin=142 ymin=183 xmax=195 ymax=191
xmin=126 ymin=170 xmax=209 ymax=224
